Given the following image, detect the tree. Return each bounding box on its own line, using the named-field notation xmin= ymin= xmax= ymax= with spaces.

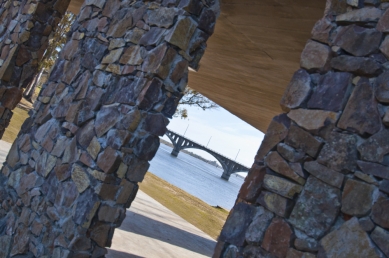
xmin=23 ymin=12 xmax=76 ymax=101
xmin=175 ymin=87 xmax=218 ymax=118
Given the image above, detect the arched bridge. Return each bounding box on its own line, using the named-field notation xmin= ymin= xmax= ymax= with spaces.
xmin=165 ymin=129 xmax=250 ymax=181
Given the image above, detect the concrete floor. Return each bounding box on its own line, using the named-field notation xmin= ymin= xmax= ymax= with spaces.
xmin=0 ymin=140 xmax=216 ymax=258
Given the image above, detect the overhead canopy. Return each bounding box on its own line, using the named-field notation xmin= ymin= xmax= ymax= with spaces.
xmin=67 ymin=0 xmax=326 ymax=132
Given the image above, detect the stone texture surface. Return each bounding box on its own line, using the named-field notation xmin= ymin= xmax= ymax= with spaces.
xmin=289 ymin=177 xmax=341 ymax=239
xmin=331 ymin=56 xmax=382 ymax=76
xmin=285 ymin=125 xmax=323 ymax=158
xmin=304 ymin=161 xmax=344 ymax=188
xmin=318 ymin=218 xmax=381 ymax=258
xmin=287 ymin=109 xmax=339 ymax=132
xmin=357 ymin=129 xmax=389 ymax=163
xmin=371 ymin=194 xmax=389 ymax=229
xmin=261 ymin=218 xmax=293 ymax=258
xmin=263 ymin=174 xmax=303 ymax=199
xmin=280 ymin=69 xmax=311 ymax=112
xmin=265 ymin=151 xmax=305 ymax=185
xmin=341 ymin=179 xmax=378 ymax=216
xmin=371 ymin=226 xmax=389 ymax=257
xmin=300 ymin=40 xmax=331 ymax=71
xmin=245 ymin=206 xmax=274 ymax=244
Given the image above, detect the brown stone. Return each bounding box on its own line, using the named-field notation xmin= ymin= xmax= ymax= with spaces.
xmin=318 ymin=218 xmax=380 ymax=258
xmin=265 ymin=152 xmax=305 ymax=185
xmin=287 ymin=109 xmax=339 ymax=132
xmin=245 ymin=206 xmax=274 ymax=244
xmin=76 ymin=120 xmax=95 ymax=149
xmin=317 ymin=132 xmax=358 ymax=173
xmin=10 ymin=225 xmax=29 ymax=256
xmin=263 ymin=174 xmax=303 ymax=199
xmin=106 ymin=129 xmax=131 ymax=150
xmin=87 ymin=136 xmax=101 ymax=160
xmin=106 ymin=10 xmax=133 ymax=38
xmin=116 ymin=179 xmax=136 ymax=205
xmin=97 ymin=147 xmax=122 ymax=174
xmin=377 ymin=8 xmax=389 ymax=32
xmin=304 ymin=161 xmax=344 ymax=188
xmin=219 ymin=203 xmax=255 ymax=246
xmin=1 ymin=87 xmax=23 ymax=110
xmin=238 ymin=164 xmax=266 ymax=203
xmin=300 ymin=40 xmax=331 ymax=71
xmin=359 ymin=129 xmax=389 ymax=162
xmin=375 ymin=71 xmax=389 ymax=103
xmin=90 ymin=223 xmax=111 ymax=247
xmin=139 ymin=27 xmax=165 ymax=46
xmin=289 ymin=177 xmax=341 ymax=239
xmin=256 ymin=114 xmax=291 ymax=161
xmin=331 ymin=56 xmax=382 ymax=76
xmin=165 ymin=16 xmax=197 ymax=51
xmin=125 ymin=27 xmax=146 ymax=44
xmin=261 ymin=218 xmax=292 ymax=258
xmin=336 ymin=7 xmax=382 ymax=23
xmin=178 ymin=0 xmax=203 ymax=15
xmin=294 ymin=238 xmax=318 ymax=253
xmin=98 ymin=205 xmax=123 ymax=223
xmin=333 ymin=25 xmax=382 ymax=57
xmin=286 ymin=248 xmax=316 ymax=258
xmin=102 ymin=0 xmax=120 ymax=18
xmin=257 ymin=191 xmax=294 ymax=217
xmin=338 ymin=78 xmax=381 ymax=135
xmin=141 ymin=44 xmax=168 ymax=73
xmin=280 ymin=69 xmax=311 ymax=112
xmin=277 ymin=143 xmax=305 ymax=163
xmin=371 ymin=194 xmax=389 ymax=229
xmin=307 ymin=71 xmax=352 ymax=112
xmin=380 ymin=36 xmax=389 ymax=59
xmin=311 ymin=17 xmax=334 ymax=44
xmin=137 ymin=78 xmax=163 ymax=111
xmin=143 ymin=113 xmax=170 ymax=136
xmin=354 ymin=171 xmax=379 ymax=185
xmin=371 ymin=226 xmax=389 ymax=257
xmin=71 ymin=164 xmax=90 ymax=193
xmin=117 ymin=108 xmax=141 ymax=132
xmin=341 ymin=179 xmax=378 ymax=216
xmin=285 ymin=125 xmax=323 ymax=158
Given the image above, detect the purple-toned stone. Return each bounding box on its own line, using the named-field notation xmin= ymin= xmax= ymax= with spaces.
xmin=371 ymin=194 xmax=389 ymax=229
xmin=338 ymin=78 xmax=381 ymax=135
xmin=304 ymin=161 xmax=344 ymax=188
xmin=357 ymin=129 xmax=389 ymax=163
xmin=311 ymin=17 xmax=335 ymax=44
xmin=336 ymin=7 xmax=383 ymax=23
xmin=289 ymin=177 xmax=341 ymax=239
xmin=357 ymin=161 xmax=389 ymax=180
xmin=285 ymin=125 xmax=323 ymax=158
xmin=375 ymin=71 xmax=389 ymax=103
xmin=333 ymin=25 xmax=382 ymax=57
xmin=341 ymin=179 xmax=378 ymax=216
xmin=300 ymin=40 xmax=331 ymax=71
xmin=307 ymin=71 xmax=352 ymax=112
xmin=377 ymin=8 xmax=389 ymax=32
xmin=331 ymin=56 xmax=382 ymax=76
xmin=97 ymin=147 xmax=122 ymax=174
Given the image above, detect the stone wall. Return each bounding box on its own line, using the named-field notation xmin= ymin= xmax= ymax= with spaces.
xmin=215 ymin=1 xmax=389 ymax=257
xmin=0 ymin=0 xmax=218 ymax=257
xmin=0 ymin=0 xmax=70 ymax=138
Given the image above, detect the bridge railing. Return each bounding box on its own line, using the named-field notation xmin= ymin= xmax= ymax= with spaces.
xmin=166 ymin=129 xmax=250 ymax=169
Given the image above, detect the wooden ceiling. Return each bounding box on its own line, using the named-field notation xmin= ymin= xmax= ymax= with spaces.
xmin=68 ymin=0 xmax=326 ymax=133
xmin=189 ymin=0 xmax=326 ymax=132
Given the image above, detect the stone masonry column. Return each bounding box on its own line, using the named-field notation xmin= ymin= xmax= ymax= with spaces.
xmin=215 ymin=1 xmax=389 ymax=257
xmin=0 ymin=0 xmax=70 ymax=138
xmin=0 ymin=0 xmax=219 ymax=257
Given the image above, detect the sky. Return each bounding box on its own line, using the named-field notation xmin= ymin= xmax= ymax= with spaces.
xmin=161 ymin=104 xmax=265 ymax=171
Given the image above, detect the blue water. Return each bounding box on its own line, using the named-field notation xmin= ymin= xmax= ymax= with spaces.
xmin=148 ymin=144 xmax=246 ymax=210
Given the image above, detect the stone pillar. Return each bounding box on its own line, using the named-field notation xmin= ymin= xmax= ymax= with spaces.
xmin=216 ymin=1 xmax=389 ymax=258
xmin=0 ymin=0 xmax=70 ymax=138
xmin=0 ymin=0 xmax=219 ymax=257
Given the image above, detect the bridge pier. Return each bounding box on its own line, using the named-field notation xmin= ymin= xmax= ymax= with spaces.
xmin=221 ymin=172 xmax=230 ymax=181
xmin=171 ymin=148 xmax=180 ymax=157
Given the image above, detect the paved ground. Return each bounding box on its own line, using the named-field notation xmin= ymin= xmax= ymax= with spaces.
xmin=0 ymin=140 xmax=216 ymax=258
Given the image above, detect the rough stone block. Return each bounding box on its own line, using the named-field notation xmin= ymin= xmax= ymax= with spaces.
xmin=300 ymin=40 xmax=331 ymax=71
xmin=287 ymin=109 xmax=340 ymax=132
xmin=97 ymin=147 xmax=122 ymax=174
xmin=377 ymin=8 xmax=389 ymax=32
xmin=263 ymin=174 xmax=303 ymax=199
xmin=341 ymin=179 xmax=378 ymax=216
xmin=286 ymin=248 xmax=316 ymax=258
xmin=371 ymin=226 xmax=389 ymax=257
xmin=265 ymin=151 xmax=305 ymax=185
xmin=277 ymin=143 xmax=305 ymax=163
xmin=318 ymin=218 xmax=381 ymax=258
xmin=285 ymin=125 xmax=323 ymax=158
xmin=371 ymin=194 xmax=389 ymax=229
xmin=165 ymin=16 xmax=197 ymax=51
xmin=245 ymin=206 xmax=274 ymax=244
xmin=280 ymin=69 xmax=311 ymax=112
xmin=358 ymin=129 xmax=389 ymax=163
xmin=336 ymin=7 xmax=383 ymax=24
xmin=331 ymin=56 xmax=382 ymax=76
xmin=357 ymin=161 xmax=389 ymax=180
xmin=261 ymin=218 xmax=293 ymax=258
xmin=257 ymin=191 xmax=294 ymax=217
xmin=304 ymin=161 xmax=344 ymax=188
xmin=238 ymin=164 xmax=266 ymax=203
xmin=375 ymin=71 xmax=389 ymax=103
xmin=289 ymin=176 xmax=341 ymax=239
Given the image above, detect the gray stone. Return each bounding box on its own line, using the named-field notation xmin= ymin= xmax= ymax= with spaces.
xmin=263 ymin=174 xmax=303 ymax=199
xmin=377 ymin=8 xmax=389 ymax=32
xmin=245 ymin=206 xmax=274 ymax=244
xmin=354 ymin=171 xmax=379 ymax=185
xmin=285 ymin=125 xmax=323 ymax=158
xmin=300 ymin=40 xmax=331 ymax=71
xmin=338 ymin=78 xmax=381 ymax=135
xmin=256 ymin=114 xmax=291 ymax=161
xmin=294 ymin=238 xmax=318 ymax=253
xmin=317 ymin=132 xmax=358 ymax=173
xmin=380 ymin=36 xmax=389 ymax=59
xmin=357 ymin=161 xmax=389 ymax=180
xmin=331 ymin=56 xmax=382 ymax=76
xmin=95 ymin=106 xmax=120 ymax=137
xmin=165 ymin=16 xmax=197 ymax=51
xmin=375 ymin=71 xmax=389 ymax=103
xmin=359 ymin=217 xmax=375 ymax=232
xmin=277 ymin=143 xmax=305 ymax=163
xmin=257 ymin=191 xmax=294 ymax=217
xmin=311 ymin=17 xmax=334 ymax=44
xmin=371 ymin=226 xmax=389 ymax=257
xmin=380 ymin=179 xmax=389 ymax=194
xmin=318 ymin=218 xmax=380 ymax=258
xmin=307 ymin=71 xmax=352 ymax=112
xmin=280 ymin=69 xmax=311 ymax=112
xmin=304 ymin=161 xmax=344 ymax=188
xmin=341 ymin=179 xmax=378 ymax=216
xmin=286 ymin=248 xmax=316 ymax=258
xmin=146 ymin=7 xmax=176 ymax=28
xmin=333 ymin=25 xmax=382 ymax=57
xmin=357 ymin=129 xmax=389 ymax=163
xmin=289 ymin=176 xmax=341 ymax=239
xmin=219 ymin=202 xmax=255 ymax=246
